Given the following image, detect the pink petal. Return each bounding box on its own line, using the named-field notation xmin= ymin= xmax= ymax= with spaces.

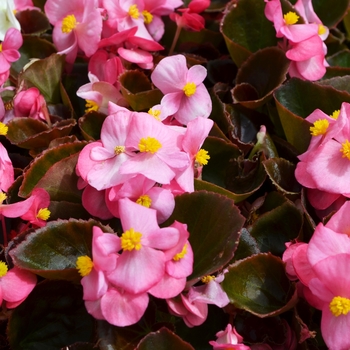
xmin=148 ymin=274 xmax=186 ymax=299
xmin=81 ymin=268 xmax=108 ymax=300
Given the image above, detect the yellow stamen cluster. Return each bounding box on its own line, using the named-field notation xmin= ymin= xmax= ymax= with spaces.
xmin=318 ymin=24 xmax=326 ymax=35
xmin=201 ymin=275 xmax=215 ymax=283
xmin=173 ymin=244 xmax=188 ymax=261
xmin=37 ymin=208 xmax=51 ymax=221
xmin=310 ymin=119 xmax=329 ymax=136
xmin=4 ymin=100 xmax=13 ymax=111
xmin=0 ymin=192 xmax=7 ymax=204
xmin=283 ymin=12 xmax=299 ymax=25
xmin=0 ymin=122 xmax=8 ymax=136
xmin=148 ymin=108 xmax=161 ymax=120
xmin=183 ymin=82 xmax=196 ymax=97
xmin=0 ymin=261 xmax=8 ymax=278
xmin=330 ymin=296 xmax=350 ymax=317
xmin=142 ymin=10 xmax=153 ymax=24
xmin=62 ymin=14 xmax=78 ymax=34
xmin=139 ymin=137 xmax=162 ymax=153
xmin=136 ymin=194 xmax=152 ymax=208
xmin=121 ymin=228 xmax=142 ymax=251
xmin=115 ymin=145 xmax=125 ymax=155
xmin=76 ymin=256 xmax=94 ymax=277
xmin=330 ymin=110 xmax=340 ymax=120
xmin=0 ymin=43 xmax=2 ymax=52
xmin=128 ymin=4 xmax=140 ymax=19
xmin=85 ymin=100 xmax=99 ymax=113
xmin=341 ymin=140 xmax=350 ymax=160
xmin=195 ymin=149 xmax=210 ymax=166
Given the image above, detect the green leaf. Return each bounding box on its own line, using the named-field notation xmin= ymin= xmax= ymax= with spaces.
xmin=15 ymin=9 xmax=51 ymax=35
xmin=312 ymin=0 xmax=350 ymax=27
xmin=18 ymin=53 xmax=65 ymax=104
xmin=19 ymin=141 xmax=86 ymax=200
xmin=164 ymin=191 xmax=245 ymax=281
xmin=327 ymin=50 xmax=350 ymax=67
xmin=136 ymin=328 xmax=194 ymax=350
xmin=263 ymin=157 xmax=301 ymax=194
xmin=9 ymin=219 xmax=113 ymax=280
xmin=119 ymin=70 xmax=163 ymax=111
xmin=274 ymin=78 xmax=350 ymax=153
xmin=222 ymin=253 xmax=297 ymax=316
xmin=8 ymin=280 xmax=95 ymax=350
xmin=220 ymin=0 xmax=277 ymax=67
xmin=78 ymin=111 xmax=107 ymax=141
xmin=233 ymin=47 xmax=289 ymax=109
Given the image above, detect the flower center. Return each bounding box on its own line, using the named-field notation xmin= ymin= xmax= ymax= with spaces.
xmin=195 ymin=149 xmax=210 ymax=166
xmin=283 ymin=11 xmax=299 ymax=25
xmin=0 ymin=122 xmax=8 ymax=136
xmin=37 ymin=208 xmax=51 ymax=221
xmin=330 ymin=110 xmax=340 ymax=119
xmin=136 ymin=194 xmax=152 ymax=208
xmin=0 ymin=192 xmax=7 ymax=204
xmin=0 ymin=261 xmax=8 ymax=278
xmin=114 ymin=146 xmax=125 ymax=155
xmin=148 ymin=108 xmax=161 ymax=120
xmin=4 ymin=100 xmax=13 ymax=111
xmin=139 ymin=137 xmax=162 ymax=153
xmin=85 ymin=100 xmax=99 ymax=113
xmin=142 ymin=10 xmax=153 ymax=24
xmin=76 ymin=256 xmax=94 ymax=277
xmin=128 ymin=4 xmax=140 ymax=19
xmin=310 ymin=119 xmax=329 ymax=136
xmin=0 ymin=43 xmax=2 ymax=52
xmin=121 ymin=228 xmax=142 ymax=251
xmin=330 ymin=296 xmax=350 ymax=317
xmin=62 ymin=14 xmax=78 ymax=33
xmin=201 ymin=275 xmax=215 ymax=283
xmin=340 ymin=140 xmax=350 ymax=160
xmin=173 ymin=244 xmax=188 ymax=261
xmin=183 ymin=82 xmax=196 ymax=97
xmin=318 ymin=24 xmax=326 ymax=35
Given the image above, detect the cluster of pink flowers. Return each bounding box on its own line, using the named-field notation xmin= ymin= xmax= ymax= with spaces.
xmin=265 ymin=0 xmax=328 ymax=81
xmin=295 ymin=102 xmax=350 ymax=213
xmin=283 ymin=201 xmax=350 ymax=349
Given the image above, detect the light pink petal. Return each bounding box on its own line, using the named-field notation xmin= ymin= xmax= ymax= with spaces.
xmin=144 ymin=227 xmax=179 ymax=250
xmin=290 ymin=55 xmax=326 ymax=81
xmin=101 ymin=288 xmax=149 ymax=327
xmin=0 ymin=195 xmax=36 ymax=218
xmin=307 ymin=188 xmax=341 ymax=210
xmin=2 ymin=28 xmax=23 ymax=50
xmin=159 ymin=92 xmax=183 ymax=117
xmin=82 ymin=186 xmax=113 ymax=220
xmin=187 ymin=64 xmax=207 ymax=85
xmin=117 ymin=47 xmax=153 ymax=64
xmin=326 ymin=201 xmax=350 ymax=234
xmin=147 ymin=186 xmax=175 ymax=223
xmin=166 ymin=242 xmax=194 ymax=278
xmin=81 ymin=268 xmax=108 ymax=300
xmin=286 ymin=35 xmax=324 ymax=61
xmin=292 ymin=244 xmax=315 ymax=286
xmin=146 ymin=15 xmax=164 ymax=42
xmin=280 ymin=23 xmax=319 ymax=43
xmin=44 ymin=0 xmax=85 ymax=24
xmin=84 ymin=298 xmax=104 ymax=320
xmin=148 ymin=274 xmax=186 ymax=299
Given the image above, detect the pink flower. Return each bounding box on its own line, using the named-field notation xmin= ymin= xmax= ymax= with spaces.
xmin=81 ymin=185 xmax=113 ymax=220
xmin=107 ymin=198 xmax=180 ymax=294
xmin=151 ymin=54 xmax=212 ymax=125
xmin=0 ymin=142 xmax=14 ymax=192
xmin=0 ymin=27 xmax=22 ymax=85
xmin=0 ymin=264 xmax=37 ymax=308
xmin=44 ymin=0 xmax=102 ymax=64
xmin=209 ymin=324 xmax=250 ymax=350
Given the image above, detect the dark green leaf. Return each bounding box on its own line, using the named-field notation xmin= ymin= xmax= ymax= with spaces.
xmin=313 ymin=0 xmax=350 ymax=27
xmin=78 ymin=112 xmax=107 ymax=141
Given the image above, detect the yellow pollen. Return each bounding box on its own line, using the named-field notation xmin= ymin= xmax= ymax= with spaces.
xmin=36 ymin=208 xmax=51 ymax=221
xmin=283 ymin=12 xmax=299 ymax=25
xmin=114 ymin=146 xmax=125 ymax=155
xmin=4 ymin=100 xmax=13 ymax=111
xmin=128 ymin=4 xmax=140 ymax=19
xmin=330 ymin=110 xmax=340 ymax=119
xmin=183 ymin=82 xmax=196 ymax=97
xmin=136 ymin=194 xmax=152 ymax=208
xmin=62 ymin=14 xmax=78 ymax=34
xmin=310 ymin=119 xmax=329 ymax=136
xmin=201 ymin=275 xmax=215 ymax=283
xmin=318 ymin=24 xmax=326 ymax=35
xmin=195 ymin=149 xmax=210 ymax=165
xmin=76 ymin=256 xmax=94 ymax=277
xmin=139 ymin=137 xmax=162 ymax=153
xmin=121 ymin=228 xmax=142 ymax=251
xmin=341 ymin=140 xmax=350 ymax=160
xmin=13 ymin=9 xmax=17 ymax=15
xmin=142 ymin=10 xmax=153 ymax=24
xmin=0 ymin=43 xmax=2 ymax=52
xmin=0 ymin=122 xmax=8 ymax=136
xmin=330 ymin=296 xmax=350 ymax=317
xmin=148 ymin=108 xmax=161 ymax=120
xmin=0 ymin=192 xmax=7 ymax=204
xmin=0 ymin=261 xmax=8 ymax=278
xmin=173 ymin=244 xmax=188 ymax=261
xmin=85 ymin=100 xmax=99 ymax=113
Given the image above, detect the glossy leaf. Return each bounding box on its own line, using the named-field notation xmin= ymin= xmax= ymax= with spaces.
xmin=16 ymin=9 xmax=51 ymax=35
xmin=18 ymin=53 xmax=65 ymax=104
xmin=78 ymin=111 xmax=107 ymax=141
xmin=119 ymin=70 xmax=163 ymax=111
xmin=8 ymin=280 xmax=95 ymax=350
xmin=9 ymin=219 xmax=113 ymax=280
xmin=313 ymin=0 xmax=350 ymax=27
xmin=164 ymin=191 xmax=245 ymax=281
xmin=220 ymin=0 xmax=277 ymax=67
xmin=222 ymin=253 xmax=297 ymax=317
xmin=233 ymin=47 xmax=289 ymax=109
xmin=136 ymin=328 xmax=194 ymax=350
